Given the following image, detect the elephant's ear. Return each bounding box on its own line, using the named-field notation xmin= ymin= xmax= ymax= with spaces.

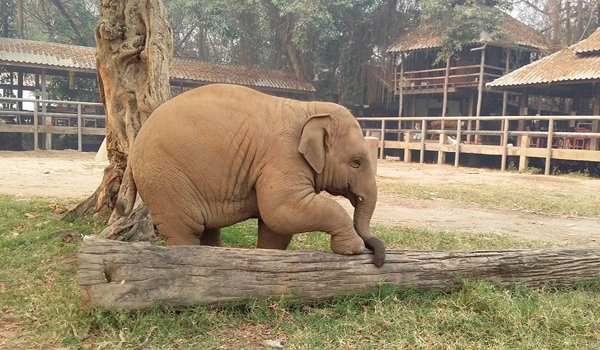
xmin=298 ymin=114 xmax=331 ymax=174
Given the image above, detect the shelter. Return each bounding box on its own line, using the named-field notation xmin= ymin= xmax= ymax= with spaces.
xmin=0 ymin=38 xmax=315 ymax=151
xmin=488 ymin=29 xmax=600 ymax=151
xmin=0 ymin=37 xmax=316 ymax=100
xmin=366 ymin=13 xmax=545 ymax=125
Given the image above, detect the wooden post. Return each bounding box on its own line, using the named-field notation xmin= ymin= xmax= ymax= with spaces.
xmin=420 ymin=119 xmax=426 ymax=163
xmin=17 ymin=72 xmax=23 ymax=115
xmin=437 ymin=133 xmax=447 ymax=165
xmin=33 ymin=98 xmax=39 ymax=150
xmin=592 ymin=83 xmax=600 ymax=151
xmin=455 ymin=119 xmax=461 ymax=167
xmin=398 ymin=56 xmax=404 ymax=118
xmin=501 ymin=48 xmax=510 ymax=126
xmin=439 ymin=58 xmax=450 ymax=164
xmin=545 ymin=118 xmax=554 ymax=176
xmin=77 ymin=104 xmax=83 ymax=152
xmin=78 ymin=239 xmax=600 ymax=310
xmin=501 ymin=117 xmax=509 ymax=171
xmin=467 ymin=94 xmax=474 ymax=143
xmin=379 ymin=120 xmax=385 ymax=160
xmin=441 ymin=58 xmax=450 ymax=124
xmin=519 ymin=135 xmax=529 ymax=171
xmin=42 ymin=69 xmax=51 ymax=150
xmin=404 ymin=131 xmax=412 ymax=163
xmin=475 ymin=46 xmax=486 ymax=144
xmin=517 ymin=89 xmax=529 ymax=147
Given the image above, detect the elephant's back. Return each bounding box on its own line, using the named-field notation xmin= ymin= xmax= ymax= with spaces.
xmin=130 ymin=84 xmax=297 ymax=225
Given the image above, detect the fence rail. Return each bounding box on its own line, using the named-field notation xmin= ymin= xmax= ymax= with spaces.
xmin=357 ymin=115 xmax=600 ymax=175
xmin=0 ymin=96 xmax=105 ymax=151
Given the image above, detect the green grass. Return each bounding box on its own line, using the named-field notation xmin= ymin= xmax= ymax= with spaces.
xmin=1 ymin=195 xmax=600 ymax=349
xmin=379 ymin=181 xmax=600 ymax=217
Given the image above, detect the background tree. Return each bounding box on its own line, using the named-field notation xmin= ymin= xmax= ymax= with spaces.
xmin=421 ymin=0 xmax=513 ymax=61
xmin=72 ymin=0 xmax=173 ymax=235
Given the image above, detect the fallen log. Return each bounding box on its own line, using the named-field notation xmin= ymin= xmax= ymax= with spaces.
xmin=77 ymin=238 xmax=600 ymax=310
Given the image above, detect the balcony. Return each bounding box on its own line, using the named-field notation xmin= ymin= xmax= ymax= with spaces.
xmin=396 ymin=65 xmax=505 ymax=95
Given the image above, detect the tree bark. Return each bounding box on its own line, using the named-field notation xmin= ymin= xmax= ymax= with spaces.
xmin=71 ymin=0 xmax=173 ymax=241
xmin=78 ymin=239 xmax=600 ymax=310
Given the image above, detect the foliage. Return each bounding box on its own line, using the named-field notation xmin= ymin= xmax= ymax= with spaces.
xmin=23 ymin=0 xmax=97 ymax=46
xmin=421 ymin=0 xmax=512 ymax=62
xmin=3 ymin=195 xmax=600 ymax=348
xmin=0 ymin=0 xmax=16 ymax=38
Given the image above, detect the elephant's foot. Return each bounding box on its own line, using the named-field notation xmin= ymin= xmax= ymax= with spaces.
xmin=330 ymin=233 xmax=365 ymax=255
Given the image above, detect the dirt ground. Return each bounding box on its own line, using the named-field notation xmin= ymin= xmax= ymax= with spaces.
xmin=1 ymin=150 xmax=599 ymax=246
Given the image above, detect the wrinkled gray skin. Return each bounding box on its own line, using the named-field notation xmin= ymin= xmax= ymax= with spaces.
xmin=118 ymin=84 xmax=385 ymax=266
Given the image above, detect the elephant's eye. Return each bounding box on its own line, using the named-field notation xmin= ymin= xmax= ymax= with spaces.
xmin=350 ymin=158 xmax=362 ymax=168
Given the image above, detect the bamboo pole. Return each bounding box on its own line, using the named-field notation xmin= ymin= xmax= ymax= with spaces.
xmin=475 ymin=46 xmax=486 ymax=144
xmin=455 ymin=119 xmax=461 ymax=167
xmin=545 ymin=118 xmax=554 ymax=175
xmin=501 ymin=117 xmax=509 ymax=171
xmin=467 ymin=94 xmax=474 ymax=143
xmin=398 ymin=55 xmax=404 ymax=118
xmin=420 ymin=119 xmax=426 ymax=163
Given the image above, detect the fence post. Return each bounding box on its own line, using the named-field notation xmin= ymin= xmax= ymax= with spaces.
xmin=545 ymin=118 xmax=554 ymax=176
xmin=437 ymin=131 xmax=447 ymax=165
xmin=404 ymin=131 xmax=412 ymax=163
xmin=501 ymin=117 xmax=509 ymax=171
xmin=379 ymin=120 xmax=386 ymax=160
xmin=454 ymin=119 xmax=461 ymax=167
xmin=518 ymin=135 xmax=529 ymax=171
xmin=77 ymin=104 xmax=83 ymax=152
xmin=420 ymin=119 xmax=426 ymax=163
xmin=33 ymin=100 xmax=39 ymax=151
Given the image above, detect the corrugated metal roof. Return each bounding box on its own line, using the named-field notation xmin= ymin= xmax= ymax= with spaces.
xmin=387 ymin=12 xmax=546 ymax=53
xmin=573 ymin=28 xmax=600 ymax=55
xmin=488 ymin=29 xmax=600 ymax=88
xmin=0 ymin=38 xmax=315 ymax=93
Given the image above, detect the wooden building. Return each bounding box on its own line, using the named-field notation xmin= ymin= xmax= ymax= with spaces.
xmin=0 ymin=38 xmax=315 ymax=150
xmin=368 ymin=13 xmax=546 ymax=125
xmin=488 ymin=28 xmax=600 ymax=152
xmin=0 ymin=38 xmax=315 ymax=101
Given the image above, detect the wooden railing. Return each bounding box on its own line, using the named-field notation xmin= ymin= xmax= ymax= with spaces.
xmin=0 ymin=96 xmax=105 ymax=151
xmin=358 ymin=115 xmax=600 ymax=175
xmin=396 ymin=64 xmax=504 ymax=93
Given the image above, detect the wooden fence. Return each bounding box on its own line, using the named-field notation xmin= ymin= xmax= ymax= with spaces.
xmin=358 ymin=116 xmax=600 ymax=175
xmin=0 ymin=96 xmax=105 ymax=151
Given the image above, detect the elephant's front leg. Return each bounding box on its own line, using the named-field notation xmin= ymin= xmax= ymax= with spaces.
xmin=257 ymin=219 xmax=293 ymax=250
xmin=257 ymin=178 xmax=365 ymax=255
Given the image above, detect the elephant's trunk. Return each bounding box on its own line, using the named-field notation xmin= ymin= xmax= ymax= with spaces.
xmin=352 ymin=176 xmax=385 ymax=267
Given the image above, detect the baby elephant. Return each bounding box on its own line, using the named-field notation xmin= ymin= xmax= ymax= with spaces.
xmin=117 ymin=84 xmax=385 ymax=266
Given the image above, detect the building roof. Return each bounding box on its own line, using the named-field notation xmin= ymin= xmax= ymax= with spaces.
xmin=488 ymin=29 xmax=600 ymax=88
xmin=387 ymin=12 xmax=546 ymax=53
xmin=0 ymin=38 xmax=315 ymax=93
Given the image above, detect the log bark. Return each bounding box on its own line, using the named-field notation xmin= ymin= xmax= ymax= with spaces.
xmin=77 ymin=239 xmax=600 ymax=310
xmin=71 ymin=0 xmax=172 ymax=240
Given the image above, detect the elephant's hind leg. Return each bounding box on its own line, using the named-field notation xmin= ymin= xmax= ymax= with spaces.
xmin=200 ymin=228 xmax=222 ymax=246
xmin=257 ymin=219 xmax=293 ymax=250
xmin=152 ymin=207 xmax=204 ymax=246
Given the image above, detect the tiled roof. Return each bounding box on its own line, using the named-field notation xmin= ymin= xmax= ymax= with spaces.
xmin=0 ymin=38 xmax=315 ymax=93
xmin=387 ymin=12 xmax=546 ymax=53
xmin=572 ymin=28 xmax=600 ymax=55
xmin=488 ymin=29 xmax=600 ymax=87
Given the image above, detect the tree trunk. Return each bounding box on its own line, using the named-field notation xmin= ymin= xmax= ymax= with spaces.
xmin=71 ymin=0 xmax=173 ymax=241
xmin=78 ymin=239 xmax=600 ymax=310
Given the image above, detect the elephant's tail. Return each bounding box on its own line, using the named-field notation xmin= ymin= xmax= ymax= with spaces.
xmin=115 ymin=164 xmax=137 ymax=217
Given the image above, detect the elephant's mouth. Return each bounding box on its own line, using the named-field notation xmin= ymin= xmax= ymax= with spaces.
xmin=346 ymin=184 xmax=363 ymax=208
